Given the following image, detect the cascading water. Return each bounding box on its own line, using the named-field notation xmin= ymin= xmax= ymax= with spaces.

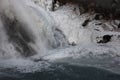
xmin=0 ymin=0 xmax=68 ymax=59
xmin=0 ymin=0 xmax=120 ymax=79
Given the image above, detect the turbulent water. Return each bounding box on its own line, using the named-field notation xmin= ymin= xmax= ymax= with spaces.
xmin=0 ymin=0 xmax=120 ymax=80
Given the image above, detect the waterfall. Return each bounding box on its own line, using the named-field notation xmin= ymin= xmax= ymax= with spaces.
xmin=0 ymin=0 xmax=120 ymax=74
xmin=0 ymin=0 xmax=68 ymax=59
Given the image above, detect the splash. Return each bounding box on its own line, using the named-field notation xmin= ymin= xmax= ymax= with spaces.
xmin=0 ymin=0 xmax=120 ymax=74
xmin=0 ymin=0 xmax=67 ymax=58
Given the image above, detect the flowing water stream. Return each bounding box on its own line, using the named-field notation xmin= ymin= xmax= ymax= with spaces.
xmin=0 ymin=0 xmax=120 ymax=80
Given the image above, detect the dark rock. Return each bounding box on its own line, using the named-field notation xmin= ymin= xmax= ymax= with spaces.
xmin=97 ymin=35 xmax=112 ymax=43
xmin=94 ymin=14 xmax=103 ymax=20
xmin=95 ymin=23 xmax=102 ymax=25
xmin=52 ymin=0 xmax=120 ymax=19
xmin=118 ymin=24 xmax=120 ymax=28
xmin=82 ymin=18 xmax=90 ymax=27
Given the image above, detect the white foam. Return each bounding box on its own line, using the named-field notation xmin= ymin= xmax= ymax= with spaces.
xmin=0 ymin=0 xmax=120 ymax=74
xmin=0 ymin=58 xmax=51 ymax=73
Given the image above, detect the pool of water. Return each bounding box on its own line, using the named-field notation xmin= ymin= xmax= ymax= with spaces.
xmin=0 ymin=63 xmax=120 ymax=80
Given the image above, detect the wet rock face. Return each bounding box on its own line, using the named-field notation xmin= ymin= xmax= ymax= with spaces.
xmin=0 ymin=14 xmax=36 ymax=57
xmin=94 ymin=0 xmax=120 ymax=19
xmin=97 ymin=35 xmax=112 ymax=43
xmin=52 ymin=0 xmax=120 ymax=19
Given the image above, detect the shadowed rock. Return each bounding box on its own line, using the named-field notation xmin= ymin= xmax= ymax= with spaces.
xmin=52 ymin=0 xmax=120 ymax=19
xmin=82 ymin=18 xmax=91 ymax=27
xmin=97 ymin=35 xmax=112 ymax=43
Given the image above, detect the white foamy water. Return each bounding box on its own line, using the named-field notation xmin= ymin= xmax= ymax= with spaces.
xmin=0 ymin=0 xmax=120 ymax=74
